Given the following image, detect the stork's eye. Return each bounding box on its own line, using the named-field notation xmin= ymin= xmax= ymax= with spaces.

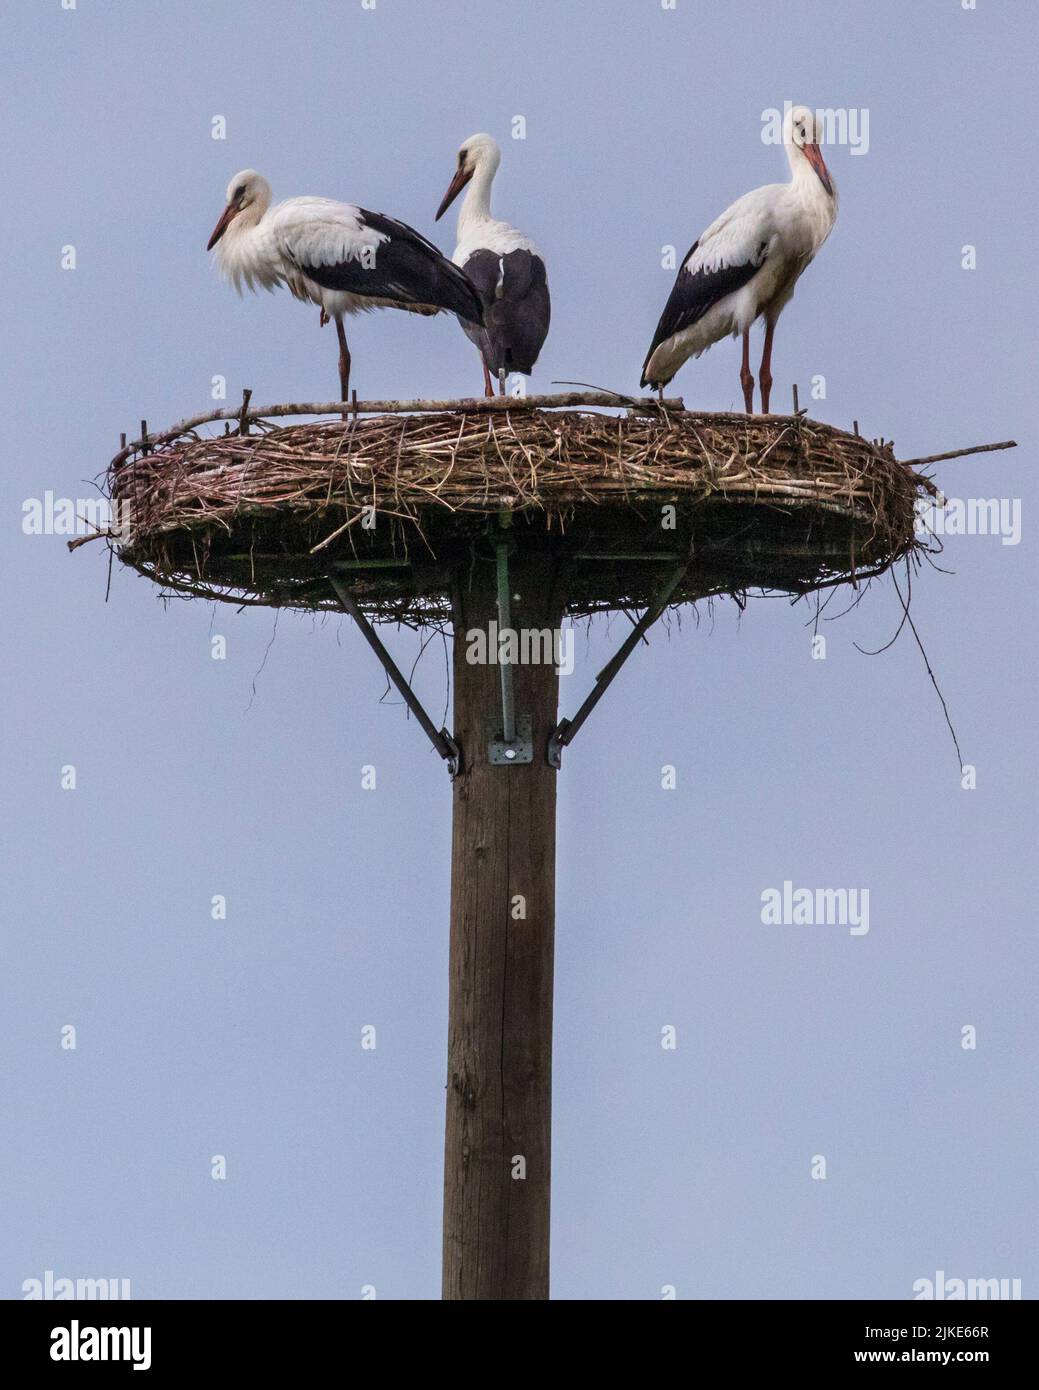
xmin=234 ymin=185 xmax=246 ymax=201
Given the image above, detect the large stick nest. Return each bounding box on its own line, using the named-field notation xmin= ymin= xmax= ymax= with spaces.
xmin=105 ymin=406 xmax=935 ymax=622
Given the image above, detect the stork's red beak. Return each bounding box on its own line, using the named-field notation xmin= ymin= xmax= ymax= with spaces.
xmin=207 ymin=202 xmax=237 ymax=250
xmin=803 ymin=142 xmax=834 ymax=196
xmin=436 ymin=165 xmax=473 ymax=222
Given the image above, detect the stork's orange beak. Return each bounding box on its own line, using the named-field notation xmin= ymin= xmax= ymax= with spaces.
xmin=803 ymin=142 xmax=834 ymax=196
xmin=436 ymin=165 xmax=473 ymax=222
xmin=207 ymin=202 xmax=237 ymax=250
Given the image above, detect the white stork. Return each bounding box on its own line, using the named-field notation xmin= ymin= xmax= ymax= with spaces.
xmin=207 ymin=170 xmax=484 ymax=400
xmin=641 ymin=105 xmax=837 ymax=412
xmin=434 ymin=134 xmax=550 ymax=397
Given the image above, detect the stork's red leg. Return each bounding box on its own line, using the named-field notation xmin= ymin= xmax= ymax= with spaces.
xmin=740 ymin=330 xmax=755 ymax=413
xmin=334 ymin=315 xmax=351 ymax=401
xmin=319 ymin=309 xmax=329 ymax=327
xmin=483 ymin=362 xmax=494 ymax=398
xmin=759 ymin=317 xmax=776 ymax=414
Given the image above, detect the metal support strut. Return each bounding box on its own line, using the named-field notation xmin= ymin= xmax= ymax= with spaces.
xmin=496 ymin=535 xmax=516 ymax=745
xmin=488 ymin=514 xmax=533 ymax=766
xmin=548 ymin=559 xmax=691 ymax=769
xmin=329 ymin=575 xmax=461 ymax=778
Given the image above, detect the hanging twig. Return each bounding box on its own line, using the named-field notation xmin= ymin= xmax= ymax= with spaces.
xmin=245 ymin=610 xmax=280 ymax=712
xmin=853 ymin=581 xmax=911 ymax=655
xmin=890 ymin=564 xmax=964 ymax=768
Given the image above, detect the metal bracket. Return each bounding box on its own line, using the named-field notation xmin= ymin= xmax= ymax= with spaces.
xmin=328 ymin=575 xmax=461 ymax=779
xmin=548 ymin=558 xmax=692 ymax=769
xmin=487 ymin=712 xmax=533 ymax=765
xmin=546 ymin=720 xmax=569 ymax=771
xmin=485 ymin=516 xmax=531 ymax=767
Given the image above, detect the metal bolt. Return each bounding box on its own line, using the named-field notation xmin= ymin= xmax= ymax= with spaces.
xmin=505 ymin=748 xmax=516 ymax=760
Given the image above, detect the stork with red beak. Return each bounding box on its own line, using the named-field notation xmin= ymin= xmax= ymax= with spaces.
xmin=641 ymin=104 xmax=837 ymax=411
xmin=434 ymin=133 xmax=550 ymax=397
xmin=206 ymin=170 xmax=484 ymax=400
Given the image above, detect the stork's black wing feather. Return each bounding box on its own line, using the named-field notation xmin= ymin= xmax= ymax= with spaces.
xmin=461 ymin=249 xmax=503 ymax=305
xmin=294 ymin=210 xmax=484 ymax=325
xmin=641 ymin=238 xmax=768 ymax=383
xmin=460 ymin=248 xmax=550 ymax=376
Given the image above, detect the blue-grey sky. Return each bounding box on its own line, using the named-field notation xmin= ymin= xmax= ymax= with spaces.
xmin=3 ymin=0 xmax=1035 ymax=1300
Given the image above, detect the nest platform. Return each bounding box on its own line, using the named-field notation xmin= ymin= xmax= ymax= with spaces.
xmin=102 ymin=396 xmax=936 ymax=622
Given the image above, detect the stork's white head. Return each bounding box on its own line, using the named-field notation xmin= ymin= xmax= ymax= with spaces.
xmin=783 ymin=106 xmax=835 ymax=197
xmin=435 ymin=133 xmax=501 ymax=221
xmin=207 ymin=169 xmax=272 ymax=250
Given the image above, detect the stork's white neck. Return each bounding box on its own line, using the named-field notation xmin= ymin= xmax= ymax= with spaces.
xmin=214 ymin=201 xmax=275 ymax=292
xmin=786 ymin=143 xmax=837 ymax=209
xmin=457 ymin=158 xmax=497 ymax=233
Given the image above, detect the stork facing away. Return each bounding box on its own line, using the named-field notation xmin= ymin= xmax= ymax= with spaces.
xmin=435 ymin=134 xmax=550 ymax=397
xmin=207 ymin=170 xmax=484 ymax=400
xmin=641 ymin=105 xmax=837 ymax=412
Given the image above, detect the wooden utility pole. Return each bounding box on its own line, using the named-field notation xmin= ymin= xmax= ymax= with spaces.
xmin=442 ymin=545 xmax=563 ymax=1300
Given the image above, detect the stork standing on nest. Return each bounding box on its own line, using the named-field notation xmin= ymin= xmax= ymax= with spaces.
xmin=207 ymin=170 xmax=484 ymax=400
xmin=641 ymin=105 xmax=837 ymax=413
xmin=435 ymin=134 xmax=550 ymax=397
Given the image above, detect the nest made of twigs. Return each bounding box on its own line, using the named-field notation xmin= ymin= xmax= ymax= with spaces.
xmin=103 ymin=405 xmax=935 ymax=622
